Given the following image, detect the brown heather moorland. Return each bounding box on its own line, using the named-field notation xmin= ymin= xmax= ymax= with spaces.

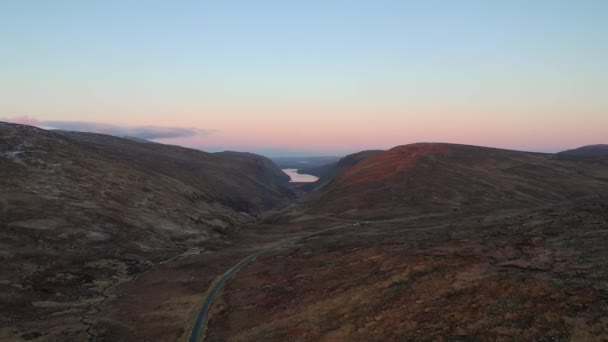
xmin=2 ymin=122 xmax=608 ymax=341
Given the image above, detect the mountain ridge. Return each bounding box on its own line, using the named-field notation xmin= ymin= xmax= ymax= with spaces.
xmin=0 ymin=121 xmax=296 ymax=336
xmin=300 ymin=142 xmax=608 ymax=219
xmin=558 ymin=144 xmax=608 ymax=157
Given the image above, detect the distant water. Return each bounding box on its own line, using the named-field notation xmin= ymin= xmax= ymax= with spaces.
xmin=282 ymin=169 xmax=319 ymax=183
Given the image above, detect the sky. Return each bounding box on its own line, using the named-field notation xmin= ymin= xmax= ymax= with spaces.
xmin=1 ymin=0 xmax=606 ymax=156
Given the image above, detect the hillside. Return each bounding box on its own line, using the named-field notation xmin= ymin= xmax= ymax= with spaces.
xmin=201 ymin=144 xmax=608 ymax=341
xmin=271 ymin=156 xmax=341 ymax=170
xmin=5 ymin=132 xmax=608 ymax=340
xmin=292 ymin=150 xmax=383 ymax=193
xmin=0 ymin=122 xmax=294 ymax=338
xmin=558 ymin=144 xmax=608 ymax=157
xmin=303 ymin=143 xmax=608 ymax=218
xmin=296 ymin=162 xmax=336 ymax=179
xmin=207 ymin=196 xmax=608 ymax=341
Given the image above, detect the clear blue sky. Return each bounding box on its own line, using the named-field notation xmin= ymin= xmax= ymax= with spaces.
xmin=1 ymin=1 xmax=606 ymax=155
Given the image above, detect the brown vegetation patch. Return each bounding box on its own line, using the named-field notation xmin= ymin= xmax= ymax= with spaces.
xmin=337 ymin=143 xmax=450 ymax=185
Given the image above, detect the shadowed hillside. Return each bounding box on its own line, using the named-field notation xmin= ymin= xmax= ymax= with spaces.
xmin=295 ymin=150 xmax=383 ymax=192
xmin=203 ymin=144 xmax=608 ymax=341
xmin=558 ymin=144 xmax=608 ymax=157
xmin=0 ymin=122 xmax=294 ymax=338
xmin=4 ymin=131 xmax=608 ymax=340
xmin=303 ymin=143 xmax=608 ymax=218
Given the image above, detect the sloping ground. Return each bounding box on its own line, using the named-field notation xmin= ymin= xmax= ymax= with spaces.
xmin=295 ymin=150 xmax=383 ymax=193
xmin=559 ymin=144 xmax=608 ymax=157
xmin=0 ymin=122 xmax=294 ymax=340
xmin=271 ymin=156 xmax=342 ymax=170
xmin=206 ymin=197 xmax=608 ymax=341
xmin=296 ymin=163 xmax=336 ymax=180
xmin=304 ymin=143 xmax=608 ymax=219
xmin=290 ymin=151 xmax=383 ymax=182
xmin=320 ymin=150 xmax=384 ymax=183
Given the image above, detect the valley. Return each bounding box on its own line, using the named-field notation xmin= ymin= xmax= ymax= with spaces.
xmin=2 ymin=122 xmax=608 ymax=341
xmin=4 ymin=2 xmax=606 ymax=341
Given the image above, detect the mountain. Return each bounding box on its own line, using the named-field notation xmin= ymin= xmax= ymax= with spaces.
xmin=199 ymin=143 xmax=608 ymax=342
xmin=0 ymin=122 xmax=294 ymax=335
xmin=271 ymin=156 xmax=342 ymax=170
xmin=295 ymin=162 xmax=336 ymax=179
xmin=1 ymin=121 xmax=294 ymax=244
xmin=121 ymin=135 xmax=156 ymax=144
xmin=302 ymin=143 xmax=608 ymax=219
xmin=302 ymin=150 xmax=383 ymax=186
xmin=329 ymin=149 xmax=384 ymax=176
xmin=558 ymin=144 xmax=608 ymax=157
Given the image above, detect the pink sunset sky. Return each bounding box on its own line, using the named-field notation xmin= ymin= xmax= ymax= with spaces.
xmin=1 ymin=1 xmax=606 ymax=156
xmin=4 ymin=103 xmax=605 ymax=157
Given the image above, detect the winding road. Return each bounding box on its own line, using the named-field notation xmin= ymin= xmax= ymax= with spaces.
xmin=186 ymin=223 xmax=360 ymax=342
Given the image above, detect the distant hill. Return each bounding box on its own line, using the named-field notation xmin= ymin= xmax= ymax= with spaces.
xmin=296 ymin=163 xmax=335 ymax=179
xmin=306 ymin=150 xmax=382 ymax=183
xmin=271 ymin=156 xmax=341 ymax=169
xmin=558 ymin=144 xmax=608 ymax=157
xmin=1 ymin=122 xmax=294 ymax=242
xmin=331 ymin=150 xmax=385 ymax=176
xmin=300 ymin=143 xmax=608 ymax=219
xmin=287 ymin=150 xmax=383 ymax=193
xmin=122 ymin=135 xmax=156 ymax=144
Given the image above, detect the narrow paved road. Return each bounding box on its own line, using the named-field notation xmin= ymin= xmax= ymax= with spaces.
xmin=186 ymin=223 xmax=360 ymax=342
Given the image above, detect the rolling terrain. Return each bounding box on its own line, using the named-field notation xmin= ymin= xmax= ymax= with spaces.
xmin=300 ymin=143 xmax=608 ymax=219
xmin=559 ymin=144 xmax=608 ymax=157
xmin=0 ymin=122 xmax=294 ymax=340
xmin=301 ymin=150 xmax=383 ymax=187
xmin=284 ymin=150 xmax=383 ymax=193
xmin=205 ymin=143 xmax=608 ymax=341
xmin=207 ymin=198 xmax=608 ymax=341
xmin=271 ymin=156 xmax=341 ymax=171
xmin=3 ymin=127 xmax=608 ymax=341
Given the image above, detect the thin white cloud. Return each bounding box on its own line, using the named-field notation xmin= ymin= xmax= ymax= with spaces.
xmin=2 ymin=116 xmax=213 ymax=140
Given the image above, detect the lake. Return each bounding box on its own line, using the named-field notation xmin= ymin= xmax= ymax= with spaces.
xmin=282 ymin=168 xmax=319 ymax=183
